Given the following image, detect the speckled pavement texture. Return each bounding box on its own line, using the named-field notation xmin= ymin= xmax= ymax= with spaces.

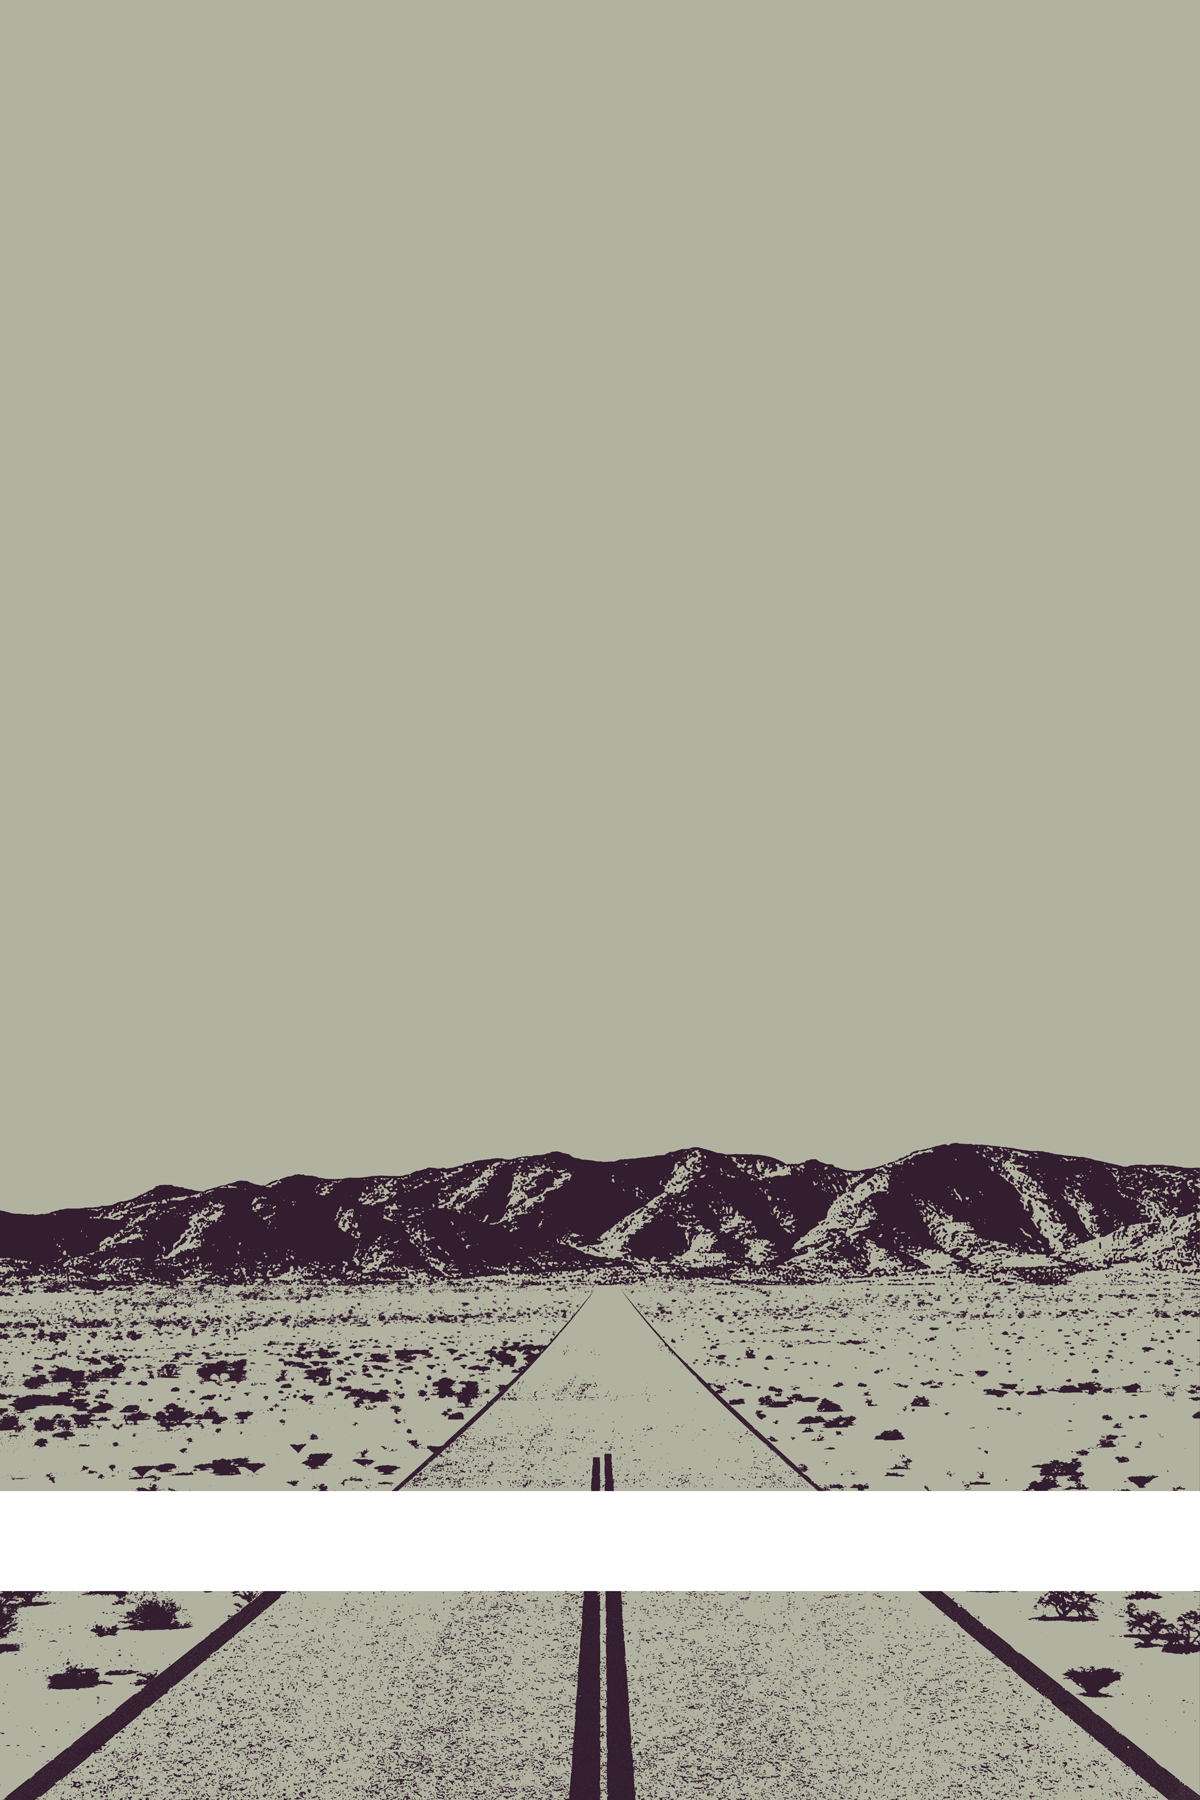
xmin=49 ymin=1591 xmax=1170 ymax=1799
xmin=56 ymin=1593 xmax=579 ymax=1799
xmin=403 ymin=1286 xmax=809 ymax=1489
xmin=622 ymin=1591 xmax=1162 ymax=1799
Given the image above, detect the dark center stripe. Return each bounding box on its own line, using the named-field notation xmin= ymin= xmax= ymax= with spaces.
xmin=604 ymin=1591 xmax=636 ymax=1800
xmin=603 ymin=1452 xmax=614 ymax=1491
xmin=569 ymin=1590 xmax=602 ymax=1800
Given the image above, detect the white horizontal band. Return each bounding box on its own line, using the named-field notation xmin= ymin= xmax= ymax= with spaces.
xmin=2 ymin=1491 xmax=1196 ymax=1592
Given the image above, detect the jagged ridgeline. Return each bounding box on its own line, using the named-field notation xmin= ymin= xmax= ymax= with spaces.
xmin=2 ymin=1145 xmax=1197 ymax=1283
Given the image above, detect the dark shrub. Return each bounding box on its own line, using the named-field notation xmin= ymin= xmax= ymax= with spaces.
xmin=152 ymin=1403 xmax=192 ymax=1430
xmin=1065 ymin=1666 xmax=1122 ymax=1696
xmin=1125 ymin=1605 xmax=1169 ymax=1645
xmin=1162 ymin=1611 xmax=1200 ymax=1653
xmin=1027 ymin=1459 xmax=1086 ymax=1491
xmin=124 ymin=1595 xmax=189 ymax=1631
xmin=196 ymin=1359 xmax=247 ymax=1383
xmin=48 ymin=1665 xmax=101 ymax=1689
xmin=1036 ymin=1592 xmax=1098 ymax=1621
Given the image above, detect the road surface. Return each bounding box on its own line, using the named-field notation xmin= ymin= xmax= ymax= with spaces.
xmin=401 ymin=1287 xmax=812 ymax=1489
xmin=17 ymin=1591 xmax=1181 ymax=1800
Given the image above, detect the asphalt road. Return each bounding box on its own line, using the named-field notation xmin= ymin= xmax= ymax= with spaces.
xmin=402 ymin=1286 xmax=811 ymax=1490
xmin=21 ymin=1591 xmax=1177 ymax=1800
xmin=43 ymin=1592 xmax=579 ymax=1800
xmin=620 ymin=1591 xmax=1165 ymax=1800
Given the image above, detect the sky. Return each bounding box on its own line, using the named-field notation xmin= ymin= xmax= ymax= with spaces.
xmin=3 ymin=7 xmax=1196 ymax=1213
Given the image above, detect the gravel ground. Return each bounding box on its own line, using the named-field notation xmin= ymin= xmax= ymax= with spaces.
xmin=0 ymin=1592 xmax=244 ymax=1794
xmin=946 ymin=1591 xmax=1200 ymax=1792
xmin=0 ymin=1281 xmax=579 ymax=1492
xmin=642 ymin=1269 xmax=1199 ymax=1489
xmin=2 ymin=1269 xmax=1194 ymax=1492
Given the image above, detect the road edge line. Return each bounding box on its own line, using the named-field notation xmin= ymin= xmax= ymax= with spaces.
xmin=394 ymin=1287 xmax=597 ymax=1489
xmin=921 ymin=1591 xmax=1199 ymax=1800
xmin=623 ymin=1291 xmax=824 ymax=1490
xmin=5 ymin=1590 xmax=286 ymax=1800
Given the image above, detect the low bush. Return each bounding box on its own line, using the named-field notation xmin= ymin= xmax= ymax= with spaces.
xmin=123 ymin=1595 xmax=189 ymax=1631
xmin=1028 ymin=1460 xmax=1086 ymax=1491
xmin=1065 ymin=1667 xmax=1122 ymax=1697
xmin=48 ymin=1665 xmax=100 ymax=1689
xmin=1126 ymin=1606 xmax=1169 ymax=1645
xmin=1036 ymin=1592 xmax=1098 ymax=1621
xmin=1162 ymin=1611 xmax=1200 ymax=1653
xmin=1126 ymin=1606 xmax=1200 ymax=1651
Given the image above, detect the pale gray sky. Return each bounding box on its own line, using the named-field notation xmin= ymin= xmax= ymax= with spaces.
xmin=3 ymin=7 xmax=1196 ymax=1212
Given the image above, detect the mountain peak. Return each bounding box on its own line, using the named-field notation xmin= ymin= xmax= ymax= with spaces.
xmin=2 ymin=1144 xmax=1195 ymax=1282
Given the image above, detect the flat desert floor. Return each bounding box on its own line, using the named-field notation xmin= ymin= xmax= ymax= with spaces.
xmin=945 ymin=1590 xmax=1200 ymax=1793
xmin=0 ymin=1591 xmax=245 ymax=1794
xmin=0 ymin=1281 xmax=578 ymax=1491
xmin=646 ymin=1268 xmax=1198 ymax=1490
xmin=0 ymin=1269 xmax=1195 ymax=1489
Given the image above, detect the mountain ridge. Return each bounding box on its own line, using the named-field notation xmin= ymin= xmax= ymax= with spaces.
xmin=1 ymin=1143 xmax=1196 ymax=1282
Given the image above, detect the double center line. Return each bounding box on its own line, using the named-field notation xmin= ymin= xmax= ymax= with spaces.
xmin=569 ymin=1454 xmax=635 ymax=1800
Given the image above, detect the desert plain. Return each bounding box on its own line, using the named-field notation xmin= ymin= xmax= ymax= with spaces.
xmin=1 ymin=1267 xmax=1194 ymax=1491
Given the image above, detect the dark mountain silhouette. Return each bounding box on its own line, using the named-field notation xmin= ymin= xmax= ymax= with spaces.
xmin=0 ymin=1145 xmax=1195 ymax=1282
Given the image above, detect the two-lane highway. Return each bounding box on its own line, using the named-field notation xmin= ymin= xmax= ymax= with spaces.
xmin=18 ymin=1591 xmax=1182 ymax=1800
xmin=401 ymin=1287 xmax=812 ymax=1490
